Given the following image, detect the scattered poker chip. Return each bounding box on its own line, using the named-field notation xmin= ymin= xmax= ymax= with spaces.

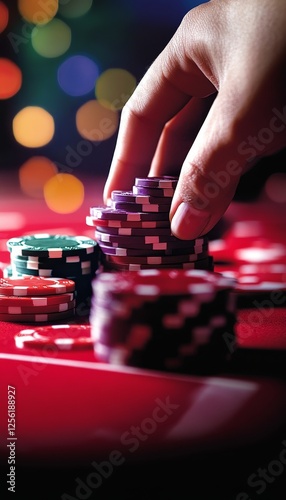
xmin=90 ymin=269 xmax=236 ymax=374
xmin=134 ymin=176 xmax=178 ymax=188
xmin=7 ymin=234 xmax=98 ymax=258
xmin=111 ymin=190 xmax=172 ymax=205
xmin=0 ymin=277 xmax=76 ymax=296
xmin=110 ymin=201 xmax=171 ymax=213
xmin=132 ymin=185 xmax=175 ymax=197
xmin=0 ymin=308 xmax=75 ymax=323
xmin=14 ymin=324 xmax=93 ymax=350
xmin=0 ymin=292 xmax=75 ymax=307
xmin=0 ymin=298 xmax=76 ymax=314
xmin=90 ymin=208 xmax=170 ymax=221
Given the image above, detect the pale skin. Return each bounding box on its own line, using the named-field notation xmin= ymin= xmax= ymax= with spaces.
xmin=103 ymin=0 xmax=286 ymax=239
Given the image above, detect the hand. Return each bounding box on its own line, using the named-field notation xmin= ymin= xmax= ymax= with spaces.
xmin=103 ymin=0 xmax=286 ymax=239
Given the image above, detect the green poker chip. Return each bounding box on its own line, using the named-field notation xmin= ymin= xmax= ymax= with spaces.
xmin=7 ymin=234 xmax=98 ymax=258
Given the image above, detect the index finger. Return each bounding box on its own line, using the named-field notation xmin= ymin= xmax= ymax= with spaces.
xmin=103 ymin=34 xmax=215 ymax=203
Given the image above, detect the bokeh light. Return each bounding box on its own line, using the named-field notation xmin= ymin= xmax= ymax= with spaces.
xmin=0 ymin=59 xmax=22 ymax=99
xmin=31 ymin=18 xmax=71 ymax=58
xmin=0 ymin=1 xmax=9 ymax=33
xmin=18 ymin=0 xmax=58 ymax=25
xmin=19 ymin=156 xmax=58 ymax=198
xmin=95 ymin=68 xmax=136 ymax=110
xmin=264 ymin=173 xmax=286 ymax=203
xmin=57 ymin=55 xmax=99 ymax=96
xmin=13 ymin=106 xmax=55 ymax=147
xmin=76 ymin=100 xmax=119 ymax=141
xmin=59 ymin=0 xmax=93 ymax=18
xmin=44 ymin=173 xmax=84 ymax=213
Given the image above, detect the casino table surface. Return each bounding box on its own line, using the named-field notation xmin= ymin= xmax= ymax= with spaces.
xmin=0 ymin=175 xmax=286 ymax=499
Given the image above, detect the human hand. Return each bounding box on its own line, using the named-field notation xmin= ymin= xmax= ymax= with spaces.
xmin=103 ymin=0 xmax=286 ymax=239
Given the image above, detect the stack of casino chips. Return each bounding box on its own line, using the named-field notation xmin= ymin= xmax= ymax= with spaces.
xmin=90 ymin=269 xmax=237 ymax=374
xmin=0 ymin=276 xmax=76 ymax=323
xmin=5 ymin=234 xmax=99 ymax=306
xmin=87 ymin=176 xmax=214 ymax=271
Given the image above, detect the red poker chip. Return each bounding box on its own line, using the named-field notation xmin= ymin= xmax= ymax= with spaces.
xmin=238 ymin=263 xmax=286 ymax=275
xmin=0 ymin=292 xmax=75 ymax=307
xmin=14 ymin=324 xmax=93 ymax=350
xmin=0 ymin=277 xmax=76 ymax=296
xmin=234 ymin=243 xmax=286 ymax=264
xmin=0 ymin=309 xmax=75 ymax=323
xmin=0 ymin=298 xmax=76 ymax=315
xmin=92 ymin=269 xmax=236 ymax=296
xmin=235 ymin=264 xmax=286 ymax=293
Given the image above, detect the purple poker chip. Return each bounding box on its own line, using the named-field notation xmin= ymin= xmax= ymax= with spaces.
xmin=94 ymin=225 xmax=173 ymax=236
xmin=111 ymin=190 xmax=172 ymax=205
xmin=90 ymin=207 xmax=170 ymax=221
xmin=97 ymin=242 xmax=209 ymax=258
xmin=95 ymin=230 xmax=207 ymax=245
xmin=102 ymin=256 xmax=214 ymax=271
xmin=87 ymin=216 xmax=172 ymax=229
xmin=110 ymin=201 xmax=171 ymax=213
xmin=134 ymin=176 xmax=178 ymax=188
xmin=95 ymin=231 xmax=208 ymax=249
xmin=132 ymin=185 xmax=175 ymax=197
xmin=104 ymin=253 xmax=211 ymax=265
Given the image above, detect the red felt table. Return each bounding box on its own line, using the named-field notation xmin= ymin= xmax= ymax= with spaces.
xmin=0 ymin=176 xmax=286 ymax=499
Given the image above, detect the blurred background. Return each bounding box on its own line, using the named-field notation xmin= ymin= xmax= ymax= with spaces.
xmin=0 ymin=0 xmax=285 ymax=217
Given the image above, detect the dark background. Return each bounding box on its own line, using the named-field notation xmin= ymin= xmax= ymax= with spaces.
xmin=0 ymin=0 xmax=285 ymax=204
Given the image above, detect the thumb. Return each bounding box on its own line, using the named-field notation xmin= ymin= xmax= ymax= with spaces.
xmin=170 ymin=93 xmax=245 ymax=240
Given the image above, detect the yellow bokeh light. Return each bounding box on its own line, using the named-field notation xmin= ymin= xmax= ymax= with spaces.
xmin=76 ymin=100 xmax=119 ymax=141
xmin=18 ymin=0 xmax=58 ymax=25
xmin=44 ymin=173 xmax=84 ymax=214
xmin=13 ymin=106 xmax=55 ymax=147
xmin=95 ymin=68 xmax=136 ymax=110
xmin=31 ymin=18 xmax=71 ymax=58
xmin=19 ymin=156 xmax=58 ymax=198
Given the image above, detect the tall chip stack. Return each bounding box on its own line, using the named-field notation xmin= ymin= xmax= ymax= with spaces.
xmin=86 ymin=176 xmax=235 ymax=375
xmin=90 ymin=269 xmax=237 ymax=375
xmin=86 ymin=176 xmax=214 ymax=271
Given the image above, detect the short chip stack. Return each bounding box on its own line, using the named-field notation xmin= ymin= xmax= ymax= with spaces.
xmin=87 ymin=176 xmax=214 ymax=271
xmin=0 ymin=276 xmax=76 ymax=323
xmin=6 ymin=234 xmax=99 ymax=307
xmin=90 ymin=269 xmax=237 ymax=374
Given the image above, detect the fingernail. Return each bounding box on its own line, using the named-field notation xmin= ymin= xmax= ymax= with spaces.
xmin=171 ymin=202 xmax=211 ymax=240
